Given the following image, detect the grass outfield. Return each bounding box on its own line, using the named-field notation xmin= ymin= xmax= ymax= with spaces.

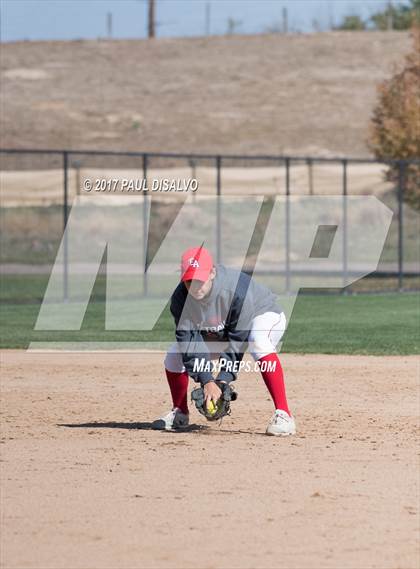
xmin=1 ymin=275 xmax=418 ymax=354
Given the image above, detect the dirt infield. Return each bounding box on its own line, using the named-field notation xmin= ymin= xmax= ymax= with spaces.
xmin=1 ymin=350 xmax=419 ymax=569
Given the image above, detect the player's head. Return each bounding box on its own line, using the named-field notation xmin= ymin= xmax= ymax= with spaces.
xmin=180 ymin=246 xmax=216 ymax=300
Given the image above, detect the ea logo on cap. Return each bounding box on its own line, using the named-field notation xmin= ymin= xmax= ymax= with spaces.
xmin=189 ymin=258 xmax=200 ymax=268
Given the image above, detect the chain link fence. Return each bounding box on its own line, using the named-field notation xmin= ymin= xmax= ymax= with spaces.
xmin=1 ymin=149 xmax=419 ymax=305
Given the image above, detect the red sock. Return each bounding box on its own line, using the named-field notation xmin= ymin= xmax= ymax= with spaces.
xmin=165 ymin=369 xmax=189 ymax=414
xmin=258 ymin=353 xmax=291 ymax=415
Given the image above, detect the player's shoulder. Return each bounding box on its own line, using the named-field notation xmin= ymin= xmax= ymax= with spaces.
xmin=170 ymin=282 xmax=187 ymax=310
xmin=216 ymin=264 xmax=251 ymax=294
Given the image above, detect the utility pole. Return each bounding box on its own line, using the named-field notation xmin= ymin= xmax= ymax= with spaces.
xmin=312 ymin=18 xmax=321 ymax=32
xmin=282 ymin=7 xmax=288 ymax=34
xmin=106 ymin=12 xmax=113 ymax=39
xmin=148 ymin=0 xmax=156 ymax=38
xmin=387 ymin=1 xmax=393 ymax=30
xmin=328 ymin=2 xmax=334 ymax=30
xmin=205 ymin=2 xmax=211 ymax=36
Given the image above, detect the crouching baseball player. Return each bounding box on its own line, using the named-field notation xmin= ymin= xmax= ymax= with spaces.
xmin=152 ymin=246 xmax=295 ymax=436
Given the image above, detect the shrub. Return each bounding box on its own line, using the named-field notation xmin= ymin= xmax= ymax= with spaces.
xmin=369 ymin=26 xmax=420 ymax=210
xmin=370 ymin=0 xmax=420 ymax=30
xmin=337 ymin=15 xmax=366 ymax=31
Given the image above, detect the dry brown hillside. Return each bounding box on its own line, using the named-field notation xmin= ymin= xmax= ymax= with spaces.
xmin=0 ymin=31 xmax=411 ymax=157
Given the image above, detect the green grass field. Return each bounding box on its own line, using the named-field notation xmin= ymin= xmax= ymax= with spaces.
xmin=1 ymin=275 xmax=418 ymax=354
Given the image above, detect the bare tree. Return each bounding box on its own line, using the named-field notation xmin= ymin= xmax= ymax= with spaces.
xmin=226 ymin=17 xmax=242 ymax=35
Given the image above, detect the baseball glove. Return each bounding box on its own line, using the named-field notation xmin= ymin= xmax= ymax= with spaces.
xmin=191 ymin=381 xmax=238 ymax=422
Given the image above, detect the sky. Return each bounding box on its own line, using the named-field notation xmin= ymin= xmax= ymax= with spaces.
xmin=0 ymin=0 xmax=406 ymax=42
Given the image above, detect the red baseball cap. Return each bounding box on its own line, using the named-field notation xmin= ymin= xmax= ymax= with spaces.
xmin=180 ymin=246 xmax=214 ymax=282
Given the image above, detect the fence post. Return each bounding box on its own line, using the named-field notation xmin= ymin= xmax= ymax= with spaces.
xmin=143 ymin=153 xmax=149 ymax=296
xmin=285 ymin=158 xmax=290 ymax=294
xmin=397 ymin=161 xmax=405 ymax=292
xmin=216 ymin=156 xmax=222 ymax=263
xmin=307 ymin=158 xmax=314 ymax=196
xmin=189 ymin=158 xmax=197 ymax=203
xmin=63 ymin=151 xmax=69 ymax=301
xmin=342 ymin=159 xmax=348 ymax=294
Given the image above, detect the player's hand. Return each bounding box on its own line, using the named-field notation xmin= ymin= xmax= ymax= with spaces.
xmin=203 ymin=381 xmax=222 ymax=406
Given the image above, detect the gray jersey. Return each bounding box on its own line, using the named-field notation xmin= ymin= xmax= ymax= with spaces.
xmin=170 ymin=264 xmax=282 ymax=384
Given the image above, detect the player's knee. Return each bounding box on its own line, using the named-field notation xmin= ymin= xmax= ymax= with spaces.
xmin=164 ymin=346 xmax=185 ymax=373
xmin=248 ymin=334 xmax=275 ymax=361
